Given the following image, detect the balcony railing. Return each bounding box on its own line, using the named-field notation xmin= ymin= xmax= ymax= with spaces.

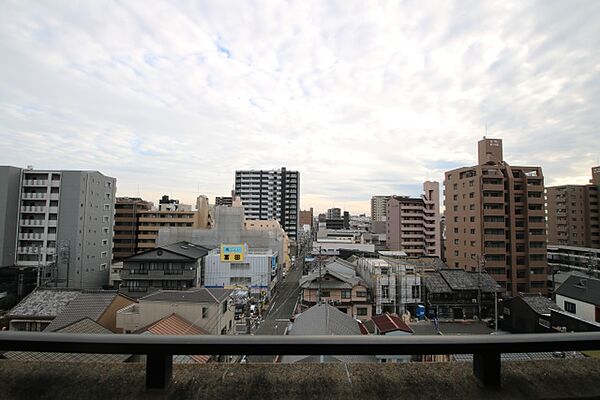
xmin=2 ymin=332 xmax=600 ymax=390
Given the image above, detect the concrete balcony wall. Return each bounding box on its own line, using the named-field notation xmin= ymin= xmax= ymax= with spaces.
xmin=2 ymin=359 xmax=600 ymax=400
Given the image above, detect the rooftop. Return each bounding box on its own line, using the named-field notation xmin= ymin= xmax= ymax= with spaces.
xmin=6 ymin=289 xmax=81 ymax=318
xmin=424 ymin=269 xmax=501 ymax=293
xmin=138 ymin=314 xmax=210 ymax=364
xmin=371 ymin=313 xmax=413 ymax=334
xmin=2 ymin=318 xmax=131 ymax=363
xmin=140 ymin=288 xmax=233 ymax=304
xmin=518 ymin=293 xmax=562 ymax=316
xmin=45 ymin=291 xmax=122 ymax=332
xmin=556 ymin=276 xmax=600 ymax=306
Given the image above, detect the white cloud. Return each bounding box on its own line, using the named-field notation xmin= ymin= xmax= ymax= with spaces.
xmin=1 ymin=0 xmax=599 ymax=214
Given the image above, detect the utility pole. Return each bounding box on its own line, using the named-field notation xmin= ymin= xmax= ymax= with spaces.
xmin=494 ymin=286 xmax=499 ymax=332
xmin=36 ymin=245 xmax=41 ymax=288
xmin=477 ymin=255 xmax=484 ymax=319
xmin=317 ymin=245 xmax=322 ymax=304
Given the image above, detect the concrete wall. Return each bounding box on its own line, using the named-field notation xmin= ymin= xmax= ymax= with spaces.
xmin=0 ymin=166 xmax=21 ymax=267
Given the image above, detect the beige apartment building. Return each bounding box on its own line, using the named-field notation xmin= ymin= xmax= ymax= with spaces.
xmin=126 ymin=195 xmax=213 ymax=252
xmin=546 ymin=166 xmax=600 ymax=248
xmin=444 ymin=138 xmax=547 ymax=295
xmin=386 ymin=181 xmax=440 ymax=257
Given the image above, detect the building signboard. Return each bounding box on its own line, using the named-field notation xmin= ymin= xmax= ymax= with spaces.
xmin=221 ymin=244 xmax=246 ymax=262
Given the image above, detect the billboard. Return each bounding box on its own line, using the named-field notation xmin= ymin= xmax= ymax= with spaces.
xmin=220 ymin=244 xmax=245 ymax=262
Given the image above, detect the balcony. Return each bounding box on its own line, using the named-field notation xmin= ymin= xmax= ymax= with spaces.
xmin=22 ymin=179 xmax=48 ymax=186
xmin=18 ymin=232 xmax=44 ymax=240
xmin=19 ymin=219 xmax=45 ymax=227
xmin=17 ymin=246 xmax=55 ymax=254
xmin=21 ymin=206 xmax=47 ymax=213
xmin=120 ymin=269 xmax=196 ymax=280
xmin=21 ymin=192 xmax=47 ymax=200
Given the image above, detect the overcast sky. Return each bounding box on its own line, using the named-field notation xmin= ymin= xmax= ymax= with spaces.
xmin=1 ymin=1 xmax=599 ymax=214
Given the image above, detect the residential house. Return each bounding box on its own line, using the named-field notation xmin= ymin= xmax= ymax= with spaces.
xmin=299 ymin=257 xmax=372 ymax=320
xmin=555 ymin=275 xmax=600 ymax=324
xmin=280 ymin=303 xmax=376 ymax=363
xmin=119 ymin=241 xmax=210 ymax=298
xmin=116 ymin=287 xmax=234 ymax=335
xmin=501 ymin=294 xmax=562 ymax=333
xmin=5 ymin=288 xmax=132 ymax=332
xmin=423 ymin=269 xmax=502 ymax=320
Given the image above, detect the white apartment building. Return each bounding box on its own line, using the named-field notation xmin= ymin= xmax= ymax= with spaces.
xmin=234 ymin=168 xmax=299 ymax=241
xmin=371 ymin=196 xmax=391 ymax=222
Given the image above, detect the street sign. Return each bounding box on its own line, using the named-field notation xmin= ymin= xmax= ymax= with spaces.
xmin=221 ymin=244 xmax=246 ymax=262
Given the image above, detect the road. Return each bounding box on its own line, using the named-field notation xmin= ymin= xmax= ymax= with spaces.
xmin=248 ymin=262 xmax=302 ymax=362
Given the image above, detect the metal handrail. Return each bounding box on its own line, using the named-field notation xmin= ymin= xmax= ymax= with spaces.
xmin=2 ymin=331 xmax=600 ymax=390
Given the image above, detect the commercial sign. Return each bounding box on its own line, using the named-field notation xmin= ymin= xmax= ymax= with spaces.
xmin=220 ymin=244 xmax=245 ymax=262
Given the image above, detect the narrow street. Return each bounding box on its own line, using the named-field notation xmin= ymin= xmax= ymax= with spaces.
xmin=248 ymin=261 xmax=302 ymax=362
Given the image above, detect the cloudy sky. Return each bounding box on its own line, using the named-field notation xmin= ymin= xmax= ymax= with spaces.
xmin=1 ymin=1 xmax=599 ymax=214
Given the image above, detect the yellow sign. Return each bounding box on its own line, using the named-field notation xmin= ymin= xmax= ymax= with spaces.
xmin=220 ymin=244 xmax=245 ymax=262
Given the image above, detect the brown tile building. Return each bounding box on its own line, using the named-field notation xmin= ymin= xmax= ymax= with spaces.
xmin=546 ymin=167 xmax=600 ymax=248
xmin=386 ymin=181 xmax=440 ymax=257
xmin=444 ymin=138 xmax=547 ymax=295
xmin=113 ymin=197 xmax=152 ymax=261
xmin=299 ymin=208 xmax=314 ymax=229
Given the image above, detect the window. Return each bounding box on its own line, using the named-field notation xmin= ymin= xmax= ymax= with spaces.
xmin=381 ymin=285 xmax=390 ymax=299
xmin=102 ymin=239 xmax=108 ymax=246
xmin=341 ymin=290 xmax=351 ymax=299
xmin=321 ymin=290 xmax=330 ymax=298
xmin=103 ymin=204 xmax=110 ymax=211
xmin=100 ymin=263 xmax=107 ymax=271
xmin=564 ymin=301 xmax=576 ymax=314
xmin=356 ymin=307 xmax=368 ymax=316
xmin=102 ymin=216 xmax=109 ymax=223
xmin=356 ymin=291 xmax=367 ymax=298
xmin=202 ymin=307 xmax=208 ymax=319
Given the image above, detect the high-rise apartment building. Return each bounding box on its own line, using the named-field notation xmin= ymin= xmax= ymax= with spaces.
xmin=326 ymin=208 xmax=341 ymax=219
xmin=234 ymin=167 xmax=299 ymax=241
xmin=371 ymin=196 xmax=391 ymax=222
xmin=0 ymin=166 xmax=116 ymax=288
xmin=215 ymin=196 xmax=233 ymax=206
xmin=386 ymin=181 xmax=440 ymax=256
xmin=113 ymin=197 xmax=152 ymax=261
xmin=546 ymin=166 xmax=600 ymax=248
xmin=444 ymin=138 xmax=547 ymax=295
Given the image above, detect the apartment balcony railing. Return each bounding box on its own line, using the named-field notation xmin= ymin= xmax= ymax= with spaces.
xmin=21 ymin=206 xmax=47 ymax=213
xmin=22 ymin=179 xmax=48 ymax=186
xmin=19 ymin=232 xmax=44 ymax=240
xmin=21 ymin=192 xmax=47 ymax=200
xmin=2 ymin=332 xmax=600 ymax=390
xmin=20 ymin=219 xmax=45 ymax=226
